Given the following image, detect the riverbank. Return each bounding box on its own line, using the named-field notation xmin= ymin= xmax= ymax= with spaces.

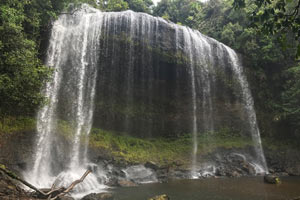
xmin=1 ymin=166 xmax=300 ymax=200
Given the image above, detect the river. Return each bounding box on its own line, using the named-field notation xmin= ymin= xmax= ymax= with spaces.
xmin=111 ymin=176 xmax=300 ymax=200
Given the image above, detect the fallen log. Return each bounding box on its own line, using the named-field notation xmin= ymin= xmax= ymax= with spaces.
xmin=0 ymin=164 xmax=45 ymax=196
xmin=0 ymin=164 xmax=91 ymax=199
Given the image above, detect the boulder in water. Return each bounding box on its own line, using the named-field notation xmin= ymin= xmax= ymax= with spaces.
xmin=81 ymin=192 xmax=114 ymax=200
xmin=286 ymin=165 xmax=300 ymax=176
xmin=264 ymin=174 xmax=281 ymax=184
xmin=145 ymin=161 xmax=159 ymax=171
xmin=148 ymin=194 xmax=170 ymax=200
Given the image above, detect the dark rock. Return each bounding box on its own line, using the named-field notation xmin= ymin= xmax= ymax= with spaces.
xmin=105 ymin=178 xmax=119 ymax=187
xmin=81 ymin=192 xmax=114 ymax=200
xmin=268 ymin=169 xmax=275 ymax=174
xmin=278 ymin=172 xmax=289 ymax=176
xmin=215 ymin=167 xmax=226 ymax=177
xmin=0 ymin=131 xmax=36 ymax=172
xmin=231 ymin=171 xmax=241 ymax=177
xmin=264 ymin=147 xmax=300 ymax=175
xmin=169 ymin=169 xmax=190 ymax=179
xmin=286 ymin=165 xmax=300 ymax=176
xmin=148 ymin=194 xmax=170 ymax=200
xmin=241 ymin=162 xmax=256 ymax=175
xmin=227 ymin=153 xmax=245 ymax=164
xmin=0 ymin=170 xmax=32 ymax=199
xmin=145 ymin=161 xmax=159 ymax=171
xmin=264 ymin=174 xmax=281 ymax=184
xmin=156 ymin=169 xmax=169 ymax=182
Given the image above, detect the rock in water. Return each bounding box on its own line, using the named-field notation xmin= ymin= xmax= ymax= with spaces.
xmin=117 ymin=180 xmax=138 ymax=187
xmin=148 ymin=194 xmax=170 ymax=200
xmin=81 ymin=192 xmax=114 ymax=200
xmin=145 ymin=161 xmax=159 ymax=171
xmin=264 ymin=174 xmax=281 ymax=184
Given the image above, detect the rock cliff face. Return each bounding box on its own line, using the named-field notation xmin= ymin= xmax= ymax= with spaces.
xmin=51 ymin=7 xmax=258 ymax=140
xmin=0 ymin=131 xmax=35 ymax=173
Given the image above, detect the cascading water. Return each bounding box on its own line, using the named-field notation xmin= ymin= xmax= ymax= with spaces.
xmin=224 ymin=46 xmax=268 ymax=172
xmin=180 ymin=27 xmax=217 ymax=178
xmin=25 ymin=4 xmax=268 ymax=197
xmin=24 ymin=6 xmax=106 ymax=198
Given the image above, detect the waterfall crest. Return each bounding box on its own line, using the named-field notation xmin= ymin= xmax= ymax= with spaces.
xmin=25 ymin=4 xmax=267 ymax=196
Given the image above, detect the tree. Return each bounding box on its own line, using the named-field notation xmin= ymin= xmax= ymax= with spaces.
xmin=0 ymin=0 xmax=51 ymax=117
xmin=233 ymin=0 xmax=300 ymax=57
xmin=125 ymin=0 xmax=153 ymax=13
xmin=98 ymin=0 xmax=129 ymax=11
xmin=277 ymin=65 xmax=300 ymax=138
xmin=153 ymin=0 xmax=203 ymax=27
xmin=98 ymin=0 xmax=153 ymax=12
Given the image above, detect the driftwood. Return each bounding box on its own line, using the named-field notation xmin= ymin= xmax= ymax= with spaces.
xmin=48 ymin=170 xmax=91 ymax=200
xmin=0 ymin=164 xmax=91 ymax=200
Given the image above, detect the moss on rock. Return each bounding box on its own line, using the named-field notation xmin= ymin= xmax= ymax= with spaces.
xmin=88 ymin=127 xmax=253 ymax=167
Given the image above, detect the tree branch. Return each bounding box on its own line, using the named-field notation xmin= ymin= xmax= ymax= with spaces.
xmin=50 ymin=170 xmax=91 ymax=200
xmin=0 ymin=165 xmax=92 ymax=199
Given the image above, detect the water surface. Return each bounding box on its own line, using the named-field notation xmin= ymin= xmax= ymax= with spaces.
xmin=111 ymin=177 xmax=300 ymax=200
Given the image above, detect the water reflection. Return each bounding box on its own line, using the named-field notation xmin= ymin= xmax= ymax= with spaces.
xmin=112 ymin=177 xmax=300 ymax=200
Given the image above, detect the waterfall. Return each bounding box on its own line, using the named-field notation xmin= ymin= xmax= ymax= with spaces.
xmin=24 ymin=6 xmax=106 ymax=198
xmin=224 ymin=46 xmax=268 ymax=172
xmin=25 ymin=4 xmax=267 ymax=197
xmin=181 ymin=27 xmax=199 ymax=178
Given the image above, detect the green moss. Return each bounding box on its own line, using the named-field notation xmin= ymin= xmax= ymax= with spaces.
xmin=0 ymin=116 xmax=36 ymax=136
xmin=88 ymin=128 xmax=253 ymax=166
xmin=38 ymin=119 xmax=254 ymax=167
xmin=89 ymin=128 xmax=192 ymax=166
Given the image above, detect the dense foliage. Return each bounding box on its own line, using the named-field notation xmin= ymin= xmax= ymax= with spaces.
xmin=233 ymin=0 xmax=300 ymax=48
xmin=153 ymin=0 xmax=202 ymax=26
xmin=0 ymin=0 xmax=50 ymax=117
xmin=97 ymin=0 xmax=153 ymax=12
